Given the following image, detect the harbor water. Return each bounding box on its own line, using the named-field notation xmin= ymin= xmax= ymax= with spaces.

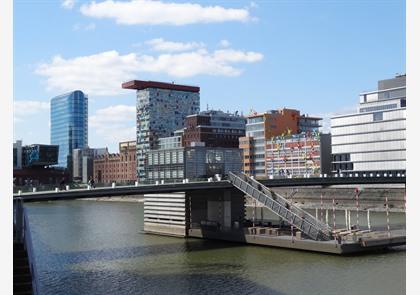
xmin=25 ymin=200 xmax=405 ymax=295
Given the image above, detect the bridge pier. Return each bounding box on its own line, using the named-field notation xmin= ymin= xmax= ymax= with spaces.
xmin=143 ymin=189 xmax=245 ymax=237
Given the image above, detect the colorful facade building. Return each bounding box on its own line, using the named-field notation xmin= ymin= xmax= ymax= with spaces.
xmin=93 ymin=141 xmax=137 ymax=184
xmin=266 ymin=132 xmax=331 ymax=178
xmin=122 ymin=80 xmax=200 ymax=181
xmin=239 ymin=108 xmax=328 ymax=178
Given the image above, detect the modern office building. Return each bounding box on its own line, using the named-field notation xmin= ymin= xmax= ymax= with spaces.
xmin=239 ymin=108 xmax=322 ymax=178
xmin=145 ymin=145 xmax=242 ymax=182
xmin=73 ymin=147 xmax=107 ymax=183
xmin=122 ymin=80 xmax=200 ymax=181
xmin=93 ymin=141 xmax=137 ymax=184
xmin=182 ymin=110 xmax=246 ymax=148
xmin=13 ymin=141 xmax=67 ymax=186
xmin=330 ymin=74 xmax=406 ymax=175
xmin=50 ymin=90 xmax=88 ymax=170
xmin=22 ymin=144 xmax=59 ymax=167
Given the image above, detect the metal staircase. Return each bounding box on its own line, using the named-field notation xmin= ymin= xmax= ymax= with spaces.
xmin=228 ymin=172 xmax=332 ymax=241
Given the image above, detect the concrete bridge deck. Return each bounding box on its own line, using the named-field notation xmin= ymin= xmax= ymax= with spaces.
xmin=14 ymin=176 xmax=405 ymax=202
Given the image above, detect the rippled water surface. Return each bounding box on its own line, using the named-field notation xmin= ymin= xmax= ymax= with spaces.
xmin=26 ymin=200 xmax=405 ymax=295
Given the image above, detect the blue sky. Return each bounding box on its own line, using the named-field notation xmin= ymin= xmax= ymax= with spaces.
xmin=14 ymin=0 xmax=405 ymax=152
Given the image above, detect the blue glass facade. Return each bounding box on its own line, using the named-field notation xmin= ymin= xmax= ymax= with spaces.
xmin=51 ymin=90 xmax=88 ymax=168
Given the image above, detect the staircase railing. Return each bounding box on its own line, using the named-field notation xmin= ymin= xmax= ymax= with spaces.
xmin=228 ymin=172 xmax=332 ymax=241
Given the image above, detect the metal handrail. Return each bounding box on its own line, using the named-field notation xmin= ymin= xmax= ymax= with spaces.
xmin=228 ymin=172 xmax=332 ymax=241
xmin=235 ymin=172 xmax=331 ymax=233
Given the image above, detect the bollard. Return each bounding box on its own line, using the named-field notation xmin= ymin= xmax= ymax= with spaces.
xmin=315 ymin=208 xmax=318 ymax=220
xmin=135 ymin=181 xmax=138 ymax=187
xmin=65 ymin=185 xmax=70 ymax=191
xmin=208 ymin=178 xmax=212 ymax=182
xmin=269 ymin=175 xmax=274 ymax=179
xmin=386 ymin=197 xmax=391 ymax=237
xmin=185 ymin=179 xmax=189 ymax=183
xmin=33 ymin=187 xmax=37 ymax=193
xmin=325 ymin=209 xmax=329 ymax=224
xmin=348 ymin=210 xmax=351 ymax=230
xmin=161 ymin=180 xmax=165 ymax=184
xmin=355 ymin=173 xmax=359 ymax=177
xmin=345 ymin=209 xmax=348 ymax=229
xmin=112 ymin=182 xmax=116 ymax=188
xmin=18 ymin=190 xmax=22 ymax=196
xmin=367 ymin=209 xmax=371 ymax=231
xmin=55 ymin=187 xmax=59 ymax=192
xmin=87 ymin=185 xmax=91 ymax=190
xmin=182 ymin=179 xmax=186 ymax=184
xmin=370 ymin=173 xmax=373 ymax=177
xmin=155 ymin=181 xmax=159 ymax=185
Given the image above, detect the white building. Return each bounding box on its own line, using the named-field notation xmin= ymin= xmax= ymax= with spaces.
xmin=330 ymin=74 xmax=406 ymax=175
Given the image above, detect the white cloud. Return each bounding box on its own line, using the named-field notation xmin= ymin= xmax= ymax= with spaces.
xmin=80 ymin=0 xmax=254 ymax=26
xmin=35 ymin=42 xmax=263 ymax=96
xmin=35 ymin=50 xmax=141 ymax=96
xmin=62 ymin=0 xmax=76 ymax=9
xmin=89 ymin=105 xmax=136 ymax=143
xmin=146 ymin=38 xmax=205 ymax=52
xmin=213 ymin=49 xmax=263 ymax=63
xmin=219 ymin=40 xmax=231 ymax=48
xmin=14 ymin=100 xmax=50 ymax=122
xmin=73 ymin=22 xmax=96 ymax=31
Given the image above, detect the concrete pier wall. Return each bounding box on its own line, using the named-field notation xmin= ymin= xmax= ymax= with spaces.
xmin=144 ymin=189 xmax=245 ymax=237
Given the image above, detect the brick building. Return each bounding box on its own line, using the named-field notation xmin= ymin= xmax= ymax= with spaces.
xmin=93 ymin=141 xmax=137 ymax=184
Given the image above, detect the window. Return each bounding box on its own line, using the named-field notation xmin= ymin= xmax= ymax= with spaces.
xmin=401 ymin=99 xmax=406 ymax=107
xmin=373 ymin=112 xmax=383 ymax=121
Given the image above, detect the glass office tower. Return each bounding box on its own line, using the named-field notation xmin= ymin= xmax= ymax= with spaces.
xmin=51 ymin=90 xmax=88 ymax=169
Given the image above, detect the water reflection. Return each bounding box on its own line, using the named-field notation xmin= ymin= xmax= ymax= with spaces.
xmin=25 ymin=201 xmax=405 ymax=295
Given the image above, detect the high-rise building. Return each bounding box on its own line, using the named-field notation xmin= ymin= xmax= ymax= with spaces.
xmin=122 ymin=80 xmax=200 ymax=180
xmin=330 ymin=74 xmax=406 ymax=175
xmin=239 ymin=108 xmax=323 ymax=178
xmin=50 ymin=90 xmax=88 ymax=169
xmin=182 ymin=110 xmax=246 ymax=148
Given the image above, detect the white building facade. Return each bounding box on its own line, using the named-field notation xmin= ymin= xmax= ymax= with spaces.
xmin=330 ymin=74 xmax=406 ymax=175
